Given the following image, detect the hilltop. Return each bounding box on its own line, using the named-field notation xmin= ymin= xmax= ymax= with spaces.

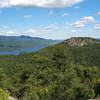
xmin=64 ymin=37 xmax=100 ymax=47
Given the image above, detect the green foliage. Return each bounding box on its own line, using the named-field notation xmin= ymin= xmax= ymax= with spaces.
xmin=69 ymin=44 xmax=100 ymax=66
xmin=0 ymin=40 xmax=100 ymax=100
xmin=0 ymin=88 xmax=8 ymax=100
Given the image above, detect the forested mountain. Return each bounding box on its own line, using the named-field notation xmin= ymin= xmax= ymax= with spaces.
xmin=0 ymin=35 xmax=61 ymax=55
xmin=0 ymin=37 xmax=100 ymax=100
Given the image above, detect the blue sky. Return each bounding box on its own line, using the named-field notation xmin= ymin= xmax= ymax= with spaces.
xmin=0 ymin=0 xmax=100 ymax=40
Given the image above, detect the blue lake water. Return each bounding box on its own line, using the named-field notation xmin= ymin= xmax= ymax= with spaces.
xmin=0 ymin=47 xmax=45 ymax=55
xmin=0 ymin=51 xmax=19 ymax=55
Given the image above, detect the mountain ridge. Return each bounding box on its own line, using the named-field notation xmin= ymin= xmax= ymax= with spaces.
xmin=0 ymin=36 xmax=100 ymax=55
xmin=0 ymin=35 xmax=61 ymax=55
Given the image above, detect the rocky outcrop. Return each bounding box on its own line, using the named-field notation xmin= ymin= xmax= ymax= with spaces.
xmin=8 ymin=96 xmax=18 ymax=100
xmin=64 ymin=37 xmax=100 ymax=47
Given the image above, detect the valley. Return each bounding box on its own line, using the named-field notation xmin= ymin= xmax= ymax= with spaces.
xmin=0 ymin=35 xmax=61 ymax=55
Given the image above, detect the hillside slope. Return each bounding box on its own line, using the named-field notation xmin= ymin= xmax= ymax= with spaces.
xmin=38 ymin=37 xmax=100 ymax=66
xmin=0 ymin=37 xmax=100 ymax=100
xmin=0 ymin=35 xmax=61 ymax=55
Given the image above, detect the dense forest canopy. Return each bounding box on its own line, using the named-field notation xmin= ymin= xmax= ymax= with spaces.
xmin=0 ymin=37 xmax=100 ymax=100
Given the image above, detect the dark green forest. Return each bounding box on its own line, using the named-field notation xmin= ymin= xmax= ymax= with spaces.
xmin=0 ymin=38 xmax=100 ymax=100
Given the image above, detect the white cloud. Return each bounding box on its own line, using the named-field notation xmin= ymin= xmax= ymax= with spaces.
xmin=26 ymin=24 xmax=61 ymax=36
xmin=44 ymin=24 xmax=60 ymax=30
xmin=48 ymin=10 xmax=54 ymax=15
xmin=75 ymin=6 xmax=80 ymax=9
xmin=27 ymin=28 xmax=36 ymax=33
xmin=6 ymin=30 xmax=15 ymax=34
xmin=62 ymin=13 xmax=69 ymax=17
xmin=71 ymin=30 xmax=76 ymax=33
xmin=0 ymin=0 xmax=83 ymax=8
xmin=3 ymin=26 xmax=9 ymax=29
xmin=73 ymin=16 xmax=96 ymax=28
xmin=23 ymin=15 xmax=32 ymax=19
xmin=0 ymin=30 xmax=16 ymax=36
xmin=97 ymin=11 xmax=100 ymax=15
xmin=94 ymin=24 xmax=100 ymax=30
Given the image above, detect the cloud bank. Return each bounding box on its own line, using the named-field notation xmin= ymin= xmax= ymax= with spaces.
xmin=0 ymin=0 xmax=83 ymax=8
xmin=73 ymin=16 xmax=95 ymax=28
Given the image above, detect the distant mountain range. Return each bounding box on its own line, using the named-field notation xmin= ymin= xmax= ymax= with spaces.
xmin=0 ymin=35 xmax=61 ymax=55
xmin=0 ymin=36 xmax=99 ymax=55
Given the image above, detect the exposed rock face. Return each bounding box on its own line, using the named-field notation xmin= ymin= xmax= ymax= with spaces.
xmin=65 ymin=38 xmax=87 ymax=46
xmin=8 ymin=96 xmax=18 ymax=100
xmin=64 ymin=37 xmax=100 ymax=47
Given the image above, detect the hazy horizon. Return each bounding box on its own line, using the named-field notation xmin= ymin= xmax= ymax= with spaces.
xmin=0 ymin=34 xmax=99 ymax=40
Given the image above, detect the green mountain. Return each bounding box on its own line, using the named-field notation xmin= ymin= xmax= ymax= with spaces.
xmin=0 ymin=35 xmax=61 ymax=54
xmin=0 ymin=37 xmax=100 ymax=100
xmin=38 ymin=37 xmax=100 ymax=66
